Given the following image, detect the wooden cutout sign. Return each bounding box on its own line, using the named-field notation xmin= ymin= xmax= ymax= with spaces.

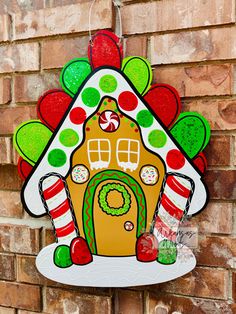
xmin=13 ymin=30 xmax=211 ymax=287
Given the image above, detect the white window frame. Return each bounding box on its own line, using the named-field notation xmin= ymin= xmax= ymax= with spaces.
xmin=87 ymin=139 xmax=111 ymax=170
xmin=116 ymin=139 xmax=140 ymax=171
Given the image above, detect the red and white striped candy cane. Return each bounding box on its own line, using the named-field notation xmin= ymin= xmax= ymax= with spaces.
xmin=153 ymin=173 xmax=194 ymax=243
xmin=40 ymin=174 xmax=78 ymax=244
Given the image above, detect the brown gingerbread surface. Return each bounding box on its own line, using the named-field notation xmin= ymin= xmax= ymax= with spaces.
xmin=66 ymin=97 xmax=165 ymax=256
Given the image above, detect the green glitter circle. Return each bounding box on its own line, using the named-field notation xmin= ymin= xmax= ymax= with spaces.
xmin=137 ymin=110 xmax=153 ymax=128
xmin=54 ymin=245 xmax=72 ymax=268
xmin=82 ymin=87 xmax=100 ymax=107
xmin=98 ymin=183 xmax=131 ymax=216
xmin=99 ymin=75 xmax=118 ymax=93
xmin=59 ymin=129 xmax=79 ymax=147
xmin=60 ymin=58 xmax=91 ymax=96
xmin=157 ymin=240 xmax=177 ymax=265
xmin=48 ymin=149 xmax=67 ymax=167
xmin=148 ymin=130 xmax=167 ymax=148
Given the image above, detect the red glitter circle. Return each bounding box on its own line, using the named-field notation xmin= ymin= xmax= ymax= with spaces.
xmin=118 ymin=91 xmax=138 ymax=111
xmin=70 ymin=107 xmax=86 ymax=124
xmin=166 ymin=149 xmax=185 ymax=170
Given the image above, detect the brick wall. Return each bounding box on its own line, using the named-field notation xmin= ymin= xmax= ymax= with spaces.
xmin=0 ymin=0 xmax=235 ymax=313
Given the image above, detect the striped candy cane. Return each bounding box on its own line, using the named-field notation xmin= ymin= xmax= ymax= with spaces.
xmin=39 ymin=173 xmax=78 ymax=244
xmin=153 ymin=173 xmax=194 ymax=243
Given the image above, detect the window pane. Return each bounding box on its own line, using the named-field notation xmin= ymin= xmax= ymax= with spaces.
xmin=130 ymin=140 xmax=138 ymax=152
xmin=100 ymin=152 xmax=110 ymax=161
xmin=118 ymin=140 xmax=128 ymax=151
xmin=100 ymin=140 xmax=109 ymax=151
xmin=130 ymin=152 xmax=138 ymax=163
xmin=88 ymin=140 xmax=98 ymax=150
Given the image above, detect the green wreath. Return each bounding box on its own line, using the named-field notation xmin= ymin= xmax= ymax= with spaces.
xmin=98 ymin=183 xmax=131 ymax=216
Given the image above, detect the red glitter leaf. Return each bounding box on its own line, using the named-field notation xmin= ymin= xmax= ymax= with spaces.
xmin=144 ymin=84 xmax=181 ymax=128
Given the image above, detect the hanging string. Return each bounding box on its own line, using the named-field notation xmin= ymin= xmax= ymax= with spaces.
xmin=88 ymin=0 xmax=123 ymax=45
xmin=113 ymin=0 xmax=123 ymax=45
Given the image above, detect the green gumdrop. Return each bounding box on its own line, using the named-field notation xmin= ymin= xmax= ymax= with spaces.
xmin=122 ymin=56 xmax=152 ymax=95
xmin=157 ymin=239 xmax=177 ymax=265
xmin=54 ymin=245 xmax=72 ymax=268
xmin=48 ymin=149 xmax=67 ymax=167
xmin=60 ymin=58 xmax=91 ymax=96
xmin=136 ymin=110 xmax=153 ymax=128
xmin=13 ymin=120 xmax=52 ymax=166
xmin=170 ymin=112 xmax=211 ymax=159
xmin=99 ymin=75 xmax=117 ymax=93
xmin=82 ymin=87 xmax=101 ymax=107
xmin=59 ymin=128 xmax=79 ymax=147
xmin=148 ymin=130 xmax=167 ymax=148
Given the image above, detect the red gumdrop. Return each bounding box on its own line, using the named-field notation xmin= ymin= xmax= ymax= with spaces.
xmin=166 ymin=149 xmax=186 ymax=170
xmin=88 ymin=30 xmax=123 ymax=70
xmin=193 ymin=152 xmax=207 ymax=174
xmin=37 ymin=89 xmax=72 ymax=131
xmin=144 ymin=84 xmax=181 ymax=128
xmin=136 ymin=233 xmax=158 ymax=262
xmin=17 ymin=157 xmax=33 ymax=180
xmin=69 ymin=107 xmax=87 ymax=125
xmin=118 ymin=91 xmax=138 ymax=111
xmin=70 ymin=237 xmax=93 ymax=265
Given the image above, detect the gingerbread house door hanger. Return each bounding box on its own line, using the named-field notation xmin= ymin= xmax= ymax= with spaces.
xmin=13 ymin=30 xmax=211 ymax=287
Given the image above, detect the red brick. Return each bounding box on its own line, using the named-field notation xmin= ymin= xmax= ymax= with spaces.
xmin=151 ymin=27 xmax=236 ymax=65
xmin=0 ymin=191 xmax=22 ymax=218
xmin=125 ymin=36 xmax=148 ymax=58
xmin=154 ymin=64 xmax=233 ymax=97
xmin=0 ymin=1 xmax=43 ymax=14
xmin=233 ymin=272 xmax=236 ymax=301
xmin=0 ymin=77 xmax=11 ymax=104
xmin=0 ymin=106 xmax=37 ymax=135
xmin=0 ymin=14 xmax=10 ymax=42
xmin=14 ymin=73 xmax=60 ymax=103
xmin=45 ymin=287 xmax=111 ymax=314
xmin=0 ymin=43 xmax=39 ymax=73
xmin=158 ymin=267 xmax=228 ymax=300
xmin=0 ymin=253 xmax=15 ymax=280
xmin=43 ymin=228 xmax=55 ymax=246
xmin=0 ymin=165 xmax=22 ymax=190
xmin=0 ymin=281 xmax=41 ymax=311
xmin=122 ymin=0 xmax=235 ymax=35
xmin=147 ymin=292 xmax=233 ymax=314
xmin=204 ymin=135 xmax=231 ymax=166
xmin=234 ymin=136 xmax=236 ymax=165
xmin=190 ymin=202 xmax=233 ymax=234
xmin=41 ymin=36 xmax=88 ymax=69
xmin=195 ymin=236 xmax=236 ymax=268
xmin=0 ymin=307 xmax=15 ymax=314
xmin=204 ymin=170 xmax=236 ymax=200
xmin=18 ymin=311 xmax=46 ymax=314
xmin=0 ymin=224 xmax=40 ymax=255
xmin=184 ymin=99 xmax=236 ymax=131
xmin=44 ymin=0 xmax=87 ymax=8
xmin=0 ymin=137 xmax=12 ymax=164
xmin=12 ymin=1 xmax=112 ymax=40
xmin=17 ymin=255 xmax=49 ymax=285
xmin=115 ymin=290 xmax=143 ymax=314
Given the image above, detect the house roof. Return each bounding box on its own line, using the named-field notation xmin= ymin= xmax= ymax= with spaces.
xmin=22 ymin=67 xmax=208 ymax=217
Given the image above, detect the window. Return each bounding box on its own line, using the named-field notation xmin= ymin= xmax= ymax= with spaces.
xmin=87 ymin=139 xmax=111 ymax=170
xmin=116 ymin=139 xmax=140 ymax=171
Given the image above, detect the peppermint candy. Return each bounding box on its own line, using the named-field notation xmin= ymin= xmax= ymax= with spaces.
xmin=99 ymin=110 xmax=120 ymax=132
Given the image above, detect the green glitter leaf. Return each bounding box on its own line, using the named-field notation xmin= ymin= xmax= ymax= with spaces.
xmin=122 ymin=56 xmax=152 ymax=95
xmin=13 ymin=120 xmax=52 ymax=166
xmin=60 ymin=58 xmax=91 ymax=97
xmin=170 ymin=112 xmax=211 ymax=159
